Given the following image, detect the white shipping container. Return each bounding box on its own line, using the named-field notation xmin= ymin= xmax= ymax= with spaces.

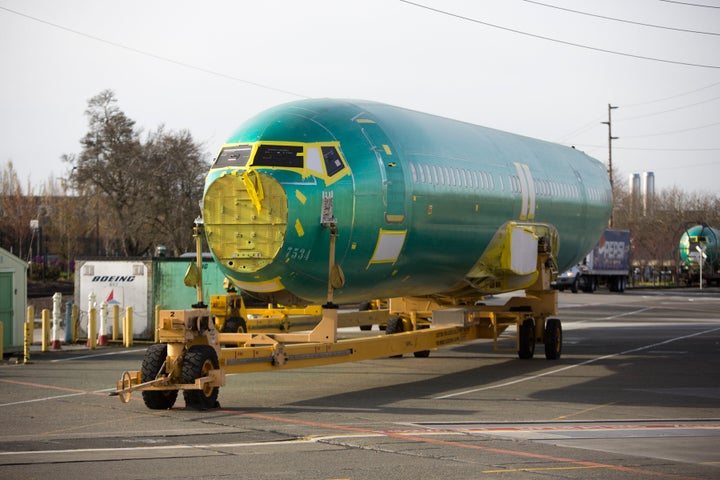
xmin=75 ymin=260 xmax=152 ymax=339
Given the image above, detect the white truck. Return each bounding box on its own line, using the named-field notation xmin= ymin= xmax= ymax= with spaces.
xmin=553 ymin=229 xmax=631 ymax=293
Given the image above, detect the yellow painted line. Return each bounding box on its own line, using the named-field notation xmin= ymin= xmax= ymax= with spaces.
xmin=482 ymin=465 xmax=607 ymax=473
xmin=554 ymin=402 xmax=617 ymax=421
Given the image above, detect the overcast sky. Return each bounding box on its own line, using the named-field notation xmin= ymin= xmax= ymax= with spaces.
xmin=1 ymin=0 xmax=719 ymax=195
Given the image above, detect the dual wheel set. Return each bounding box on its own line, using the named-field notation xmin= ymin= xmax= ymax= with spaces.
xmin=518 ymin=317 xmax=562 ymax=360
xmin=141 ymin=344 xmax=220 ymax=410
xmin=382 ymin=315 xmax=562 ymax=361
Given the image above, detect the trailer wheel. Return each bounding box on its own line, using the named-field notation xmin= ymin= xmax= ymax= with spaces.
xmin=385 ymin=317 xmax=431 ymax=358
xmin=141 ymin=344 xmax=178 ymax=410
xmin=544 ymin=318 xmax=562 ymax=360
xmin=182 ymin=345 xmax=220 ymax=410
xmin=222 ymin=316 xmax=247 ymax=334
xmin=518 ymin=318 xmax=536 ymax=359
xmin=385 ymin=317 xmax=405 ymax=358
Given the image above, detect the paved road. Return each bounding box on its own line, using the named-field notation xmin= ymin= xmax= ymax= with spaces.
xmin=1 ymin=289 xmax=719 ymax=479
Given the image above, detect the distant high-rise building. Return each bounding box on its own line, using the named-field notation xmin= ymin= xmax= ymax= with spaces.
xmin=628 ymin=172 xmax=654 ymax=217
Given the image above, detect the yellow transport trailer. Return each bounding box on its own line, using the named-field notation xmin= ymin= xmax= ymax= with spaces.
xmin=112 ymin=240 xmax=561 ymax=410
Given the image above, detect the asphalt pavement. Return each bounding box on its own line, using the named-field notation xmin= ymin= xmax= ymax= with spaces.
xmin=1 ymin=289 xmax=719 ymax=479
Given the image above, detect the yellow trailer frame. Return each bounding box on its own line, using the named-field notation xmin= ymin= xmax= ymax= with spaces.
xmin=111 ymin=243 xmax=561 ymax=410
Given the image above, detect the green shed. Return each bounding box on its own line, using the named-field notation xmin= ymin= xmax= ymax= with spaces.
xmin=0 ymin=247 xmax=28 ymax=352
xmin=152 ymin=257 xmax=229 ymax=311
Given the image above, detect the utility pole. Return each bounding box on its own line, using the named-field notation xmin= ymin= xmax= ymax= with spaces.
xmin=602 ymin=104 xmax=618 ymax=227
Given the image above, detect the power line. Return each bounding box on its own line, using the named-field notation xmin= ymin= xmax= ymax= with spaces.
xmin=556 ymin=115 xmax=605 ymax=142
xmin=562 ymin=90 xmax=720 ymax=143
xmin=0 ymin=6 xmax=308 ymax=99
xmin=621 ymin=120 xmax=720 ymax=138
xmin=573 ymin=144 xmax=720 ymax=151
xmin=618 ymin=94 xmax=720 ymax=121
xmin=523 ymin=0 xmax=720 ymax=36
xmin=659 ymin=0 xmax=720 ymax=8
xmin=622 ymin=80 xmax=720 ymax=108
xmin=399 ymin=1 xmax=720 ymax=69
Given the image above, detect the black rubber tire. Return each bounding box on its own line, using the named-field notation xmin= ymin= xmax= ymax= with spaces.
xmin=385 ymin=317 xmax=405 ymax=358
xmin=141 ymin=344 xmax=178 ymax=410
xmin=222 ymin=316 xmax=247 ymax=333
xmin=358 ymin=301 xmax=373 ymax=330
xmin=544 ymin=318 xmax=562 ymax=360
xmin=570 ymin=278 xmax=578 ymax=293
xmin=518 ymin=318 xmax=536 ymax=359
xmin=413 ymin=324 xmax=431 ymax=358
xmin=182 ymin=345 xmax=220 ymax=410
xmin=386 ymin=317 xmax=431 ymax=358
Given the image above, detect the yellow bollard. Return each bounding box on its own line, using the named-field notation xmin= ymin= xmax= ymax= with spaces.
xmin=41 ymin=309 xmax=50 ymax=352
xmin=71 ymin=304 xmax=78 ymax=342
xmin=25 ymin=306 xmax=34 ymax=364
xmin=88 ymin=307 xmax=97 ymax=350
xmin=123 ymin=307 xmax=134 ymax=347
xmin=112 ymin=304 xmax=120 ymax=342
xmin=154 ymin=305 xmax=161 ymax=344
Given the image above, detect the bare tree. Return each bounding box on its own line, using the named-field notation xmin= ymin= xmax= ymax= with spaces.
xmin=0 ymin=161 xmax=38 ymax=258
xmin=143 ymin=125 xmax=208 ymax=255
xmin=65 ymin=90 xmax=208 ymax=257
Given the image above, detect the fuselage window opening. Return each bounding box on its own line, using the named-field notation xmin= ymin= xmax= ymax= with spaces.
xmin=410 ymin=162 xmax=418 ymax=183
xmin=213 ymin=144 xmax=253 ymax=169
xmin=510 ymin=175 xmax=520 ymax=194
xmin=252 ymin=144 xmax=304 ymax=168
xmin=321 ymin=146 xmax=345 ymax=176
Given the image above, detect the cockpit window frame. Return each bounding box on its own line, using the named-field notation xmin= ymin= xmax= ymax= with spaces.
xmin=212 ymin=144 xmax=253 ymax=169
xmin=211 ymin=141 xmax=350 ymax=186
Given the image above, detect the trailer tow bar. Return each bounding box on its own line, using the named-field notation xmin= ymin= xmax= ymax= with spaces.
xmin=110 ymin=370 xmax=224 ymax=404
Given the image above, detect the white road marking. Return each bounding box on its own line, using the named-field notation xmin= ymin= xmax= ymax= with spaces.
xmin=434 ymin=326 xmax=720 ymax=399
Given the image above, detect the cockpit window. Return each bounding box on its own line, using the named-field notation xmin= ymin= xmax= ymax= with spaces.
xmin=322 ymin=146 xmax=344 ymax=176
xmin=214 ymin=145 xmax=252 ymax=168
xmin=252 ymin=145 xmax=304 ymax=168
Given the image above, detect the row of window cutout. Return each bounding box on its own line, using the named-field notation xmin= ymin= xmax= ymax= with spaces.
xmin=408 ymin=161 xmax=610 ymax=203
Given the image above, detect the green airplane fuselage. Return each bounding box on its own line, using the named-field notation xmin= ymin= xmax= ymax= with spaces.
xmin=202 ymin=99 xmax=612 ymax=304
